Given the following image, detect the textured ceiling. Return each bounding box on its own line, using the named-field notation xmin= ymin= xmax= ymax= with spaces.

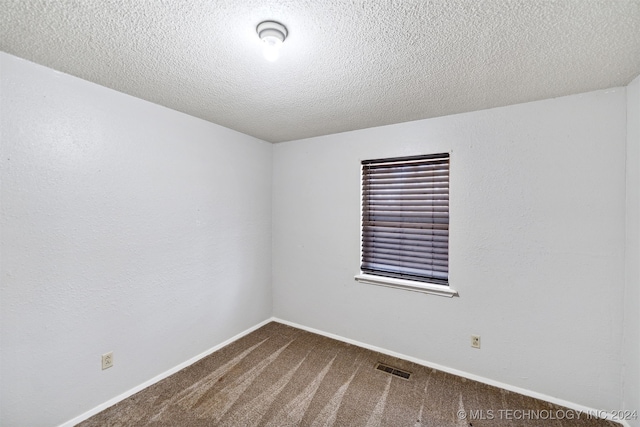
xmin=1 ymin=1 xmax=640 ymax=143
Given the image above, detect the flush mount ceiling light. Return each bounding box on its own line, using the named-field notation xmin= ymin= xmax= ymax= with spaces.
xmin=257 ymin=20 xmax=288 ymax=62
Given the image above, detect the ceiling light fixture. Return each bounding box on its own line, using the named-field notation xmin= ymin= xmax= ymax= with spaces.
xmin=257 ymin=21 xmax=287 ymax=62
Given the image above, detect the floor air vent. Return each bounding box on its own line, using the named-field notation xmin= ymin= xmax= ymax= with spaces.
xmin=375 ymin=362 xmax=411 ymax=380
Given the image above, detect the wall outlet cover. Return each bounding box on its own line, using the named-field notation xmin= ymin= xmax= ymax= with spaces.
xmin=102 ymin=351 xmax=114 ymax=370
xmin=471 ymin=335 xmax=481 ymax=349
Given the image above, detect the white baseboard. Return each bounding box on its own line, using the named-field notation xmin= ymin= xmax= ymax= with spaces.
xmin=272 ymin=317 xmax=629 ymax=426
xmin=58 ymin=318 xmax=273 ymax=427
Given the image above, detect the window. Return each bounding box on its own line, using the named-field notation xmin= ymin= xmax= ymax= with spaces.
xmin=356 ymin=153 xmax=456 ymax=297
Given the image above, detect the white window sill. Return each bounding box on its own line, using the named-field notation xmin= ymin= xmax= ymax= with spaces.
xmin=354 ymin=274 xmax=459 ymax=298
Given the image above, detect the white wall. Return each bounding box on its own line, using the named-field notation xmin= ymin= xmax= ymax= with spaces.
xmin=0 ymin=53 xmax=273 ymax=426
xmin=624 ymin=75 xmax=640 ymax=427
xmin=272 ymin=88 xmax=627 ymax=410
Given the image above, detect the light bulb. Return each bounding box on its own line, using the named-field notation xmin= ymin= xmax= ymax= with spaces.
xmin=262 ymin=36 xmax=282 ymax=62
xmin=257 ymin=21 xmax=287 ymax=62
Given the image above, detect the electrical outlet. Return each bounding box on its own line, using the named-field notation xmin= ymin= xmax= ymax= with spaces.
xmin=471 ymin=335 xmax=481 ymax=349
xmin=102 ymin=351 xmax=114 ymax=370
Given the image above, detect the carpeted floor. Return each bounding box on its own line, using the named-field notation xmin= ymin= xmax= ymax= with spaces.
xmin=79 ymin=322 xmax=619 ymax=426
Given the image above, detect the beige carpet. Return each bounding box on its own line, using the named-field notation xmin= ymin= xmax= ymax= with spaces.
xmin=79 ymin=322 xmax=619 ymax=426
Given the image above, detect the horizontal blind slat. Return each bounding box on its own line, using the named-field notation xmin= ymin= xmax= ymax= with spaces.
xmin=363 ymin=190 xmax=449 ymax=197
xmin=363 ymin=202 xmax=449 ymax=208
xmin=365 ymin=260 xmax=450 ymax=271
xmin=362 ymin=226 xmax=449 ymax=236
xmin=365 ymin=248 xmax=449 ymax=261
xmin=363 ymin=220 xmax=449 ymax=230
xmin=363 ymin=238 xmax=449 ymax=248
xmin=365 ymin=252 xmax=449 ymax=266
xmin=363 ymin=176 xmax=449 ymax=182
xmin=364 ymin=207 xmax=449 ymax=213
xmin=364 ymin=194 xmax=449 ymax=201
xmin=362 ymin=261 xmax=449 ymax=273
xmin=363 ymin=241 xmax=449 ymax=252
xmin=365 ymin=181 xmax=449 ymax=189
xmin=363 ymin=159 xmax=449 ymax=170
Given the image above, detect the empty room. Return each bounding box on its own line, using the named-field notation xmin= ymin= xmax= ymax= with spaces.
xmin=1 ymin=1 xmax=639 ymax=426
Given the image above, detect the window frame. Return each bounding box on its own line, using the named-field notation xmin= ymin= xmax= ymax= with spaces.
xmin=354 ymin=153 xmax=458 ymax=297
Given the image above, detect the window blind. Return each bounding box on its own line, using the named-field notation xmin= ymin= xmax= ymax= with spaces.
xmin=361 ymin=153 xmax=449 ymax=285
